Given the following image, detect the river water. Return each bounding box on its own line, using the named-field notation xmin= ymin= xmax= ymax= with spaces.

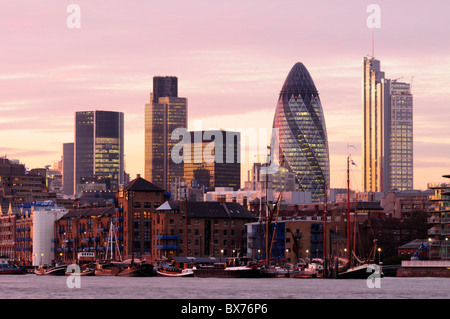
xmin=0 ymin=274 xmax=448 ymax=299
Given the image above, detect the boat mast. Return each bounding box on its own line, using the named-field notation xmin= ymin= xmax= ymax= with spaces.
xmin=346 ymin=155 xmax=351 ymax=267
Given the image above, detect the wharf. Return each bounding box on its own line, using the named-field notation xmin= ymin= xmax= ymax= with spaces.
xmin=397 ymin=260 xmax=450 ymax=277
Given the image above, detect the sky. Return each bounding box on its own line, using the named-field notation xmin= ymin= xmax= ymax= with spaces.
xmin=0 ymin=0 xmax=449 ymax=191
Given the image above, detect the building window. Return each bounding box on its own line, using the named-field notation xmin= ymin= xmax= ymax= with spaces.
xmin=144 ymin=202 xmax=151 ymax=208
xmin=134 ymin=202 xmax=141 ymax=208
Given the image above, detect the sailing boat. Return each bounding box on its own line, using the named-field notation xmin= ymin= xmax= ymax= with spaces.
xmin=336 ymin=155 xmax=380 ymax=279
xmin=95 ymin=219 xmax=155 ymax=277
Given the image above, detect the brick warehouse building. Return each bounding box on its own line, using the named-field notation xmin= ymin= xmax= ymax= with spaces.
xmin=53 ymin=206 xmax=121 ymax=264
xmin=116 ymin=175 xmax=166 ymax=261
xmin=153 ymin=200 xmax=257 ymax=260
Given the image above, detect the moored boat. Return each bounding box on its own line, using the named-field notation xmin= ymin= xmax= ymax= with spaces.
xmin=156 ymin=264 xmax=194 ymax=277
xmin=193 ymin=262 xmax=264 ymax=278
xmin=116 ymin=260 xmax=155 ymax=277
xmin=94 ymin=261 xmax=121 ymax=276
xmin=35 ymin=264 xmax=67 ymax=276
xmin=0 ymin=257 xmax=25 ymax=275
xmin=65 ymin=263 xmax=95 ymax=276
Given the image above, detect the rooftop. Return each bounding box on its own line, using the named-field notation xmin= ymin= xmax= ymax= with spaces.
xmin=157 ymin=200 xmax=257 ymax=220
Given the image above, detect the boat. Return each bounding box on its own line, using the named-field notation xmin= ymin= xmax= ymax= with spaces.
xmin=156 ymin=264 xmax=194 ymax=277
xmin=335 ymin=155 xmax=382 ymax=279
xmin=193 ymin=262 xmax=264 ymax=278
xmin=116 ymin=259 xmax=155 ymax=277
xmin=94 ymin=261 xmax=121 ymax=276
xmin=35 ymin=264 xmax=67 ymax=276
xmin=0 ymin=256 xmax=25 ymax=275
xmin=65 ymin=263 xmax=95 ymax=276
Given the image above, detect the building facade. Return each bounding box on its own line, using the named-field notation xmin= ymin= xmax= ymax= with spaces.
xmin=272 ymin=62 xmax=330 ymax=201
xmin=54 ymin=206 xmax=120 ymax=264
xmin=0 ymin=158 xmax=53 ymax=203
xmin=155 ymin=200 xmax=257 ymax=260
xmin=427 ymin=175 xmax=450 ymax=259
xmin=183 ymin=130 xmax=241 ymax=192
xmin=116 ymin=175 xmax=166 ymax=261
xmin=145 ymin=76 xmax=187 ymax=191
xmin=74 ymin=110 xmax=124 ymax=195
xmin=362 ymin=57 xmax=413 ymax=193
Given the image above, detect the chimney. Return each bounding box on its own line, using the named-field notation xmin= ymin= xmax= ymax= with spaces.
xmin=243 ymin=196 xmax=248 ymax=209
xmin=136 ymin=174 xmax=141 ymax=179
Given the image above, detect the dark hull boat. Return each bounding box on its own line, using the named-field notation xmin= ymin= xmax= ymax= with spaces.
xmin=35 ymin=265 xmax=67 ymax=276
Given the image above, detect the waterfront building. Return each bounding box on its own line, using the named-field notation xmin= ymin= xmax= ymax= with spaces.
xmin=145 ymin=76 xmax=187 ymax=191
xmin=54 ymin=206 xmax=119 ymax=264
xmin=74 ymin=110 xmax=125 ymax=195
xmin=31 ymin=201 xmax=68 ymax=266
xmin=183 ymin=130 xmax=241 ymax=192
xmin=116 ymin=175 xmax=166 ymax=261
xmin=362 ymin=57 xmax=413 ymax=193
xmin=246 ymin=217 xmax=332 ymax=263
xmin=427 ymin=175 xmax=450 ymax=259
xmin=0 ymin=202 xmax=22 ymax=261
xmin=154 ymin=200 xmax=257 ymax=260
xmin=272 ymin=62 xmax=330 ymax=201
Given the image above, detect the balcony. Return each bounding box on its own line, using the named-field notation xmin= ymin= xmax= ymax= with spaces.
xmin=441 ymin=218 xmax=450 ymax=224
xmin=427 ymin=217 xmax=440 ymax=224
xmin=156 ymin=245 xmax=179 ymax=250
xmin=156 ymin=234 xmax=180 ymax=240
xmin=428 ymin=228 xmax=441 ymax=235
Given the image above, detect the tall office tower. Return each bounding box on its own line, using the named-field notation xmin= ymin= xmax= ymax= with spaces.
xmin=362 ymin=57 xmax=413 ymax=192
xmin=145 ymin=76 xmax=187 ymax=191
xmin=62 ymin=142 xmax=74 ymax=196
xmin=389 ymin=81 xmax=413 ymax=190
xmin=272 ymin=62 xmax=330 ymax=201
xmin=183 ymin=130 xmax=241 ymax=191
xmin=74 ymin=110 xmax=124 ymax=194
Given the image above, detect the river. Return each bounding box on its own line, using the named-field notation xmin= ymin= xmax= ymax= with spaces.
xmin=0 ymin=274 xmax=448 ymax=299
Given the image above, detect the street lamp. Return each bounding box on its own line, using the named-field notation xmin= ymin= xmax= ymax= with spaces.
xmin=446 ymin=237 xmax=448 ymax=260
xmin=428 ymin=238 xmax=432 ymax=261
xmin=377 ymin=247 xmax=382 ymax=265
xmin=220 ymin=249 xmax=224 ymax=262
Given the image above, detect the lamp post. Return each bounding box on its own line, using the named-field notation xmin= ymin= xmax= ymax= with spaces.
xmin=428 ymin=238 xmax=432 ymax=261
xmin=377 ymin=247 xmax=382 ymax=265
xmin=220 ymin=249 xmax=224 ymax=262
xmin=446 ymin=237 xmax=448 ymax=260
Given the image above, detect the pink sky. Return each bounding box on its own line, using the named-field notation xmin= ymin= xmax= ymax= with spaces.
xmin=0 ymin=1 xmax=449 ymax=191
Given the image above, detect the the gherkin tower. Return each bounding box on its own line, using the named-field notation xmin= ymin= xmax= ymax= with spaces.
xmin=272 ymin=62 xmax=330 ymax=201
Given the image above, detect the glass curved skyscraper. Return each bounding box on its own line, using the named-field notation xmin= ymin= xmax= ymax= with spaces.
xmin=272 ymin=62 xmax=330 ymax=201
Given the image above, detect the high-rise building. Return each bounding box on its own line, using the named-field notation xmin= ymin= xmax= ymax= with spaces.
xmin=183 ymin=130 xmax=241 ymax=191
xmin=145 ymin=76 xmax=187 ymax=191
xmin=362 ymin=57 xmax=413 ymax=192
xmin=272 ymin=62 xmax=330 ymax=201
xmin=62 ymin=142 xmax=74 ymax=196
xmin=389 ymin=81 xmax=413 ymax=191
xmin=74 ymin=110 xmax=124 ymax=194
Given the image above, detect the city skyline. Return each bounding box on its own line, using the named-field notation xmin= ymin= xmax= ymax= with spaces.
xmin=1 ymin=1 xmax=449 ymax=192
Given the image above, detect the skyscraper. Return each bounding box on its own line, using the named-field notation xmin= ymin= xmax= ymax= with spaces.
xmin=74 ymin=110 xmax=124 ymax=194
xmin=362 ymin=57 xmax=413 ymax=192
xmin=272 ymin=62 xmax=330 ymax=201
xmin=183 ymin=130 xmax=241 ymax=191
xmin=62 ymin=142 xmax=74 ymax=196
xmin=145 ymin=76 xmax=187 ymax=191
